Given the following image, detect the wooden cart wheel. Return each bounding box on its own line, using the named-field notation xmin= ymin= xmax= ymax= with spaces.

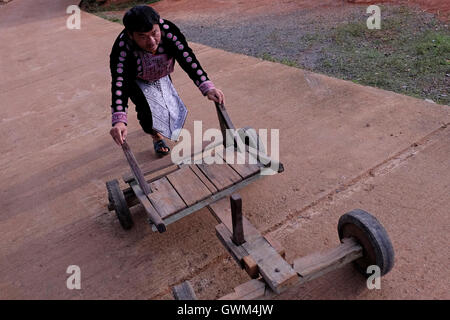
xmin=338 ymin=209 xmax=394 ymax=277
xmin=106 ymin=179 xmax=133 ymax=230
xmin=237 ymin=126 xmax=266 ymax=155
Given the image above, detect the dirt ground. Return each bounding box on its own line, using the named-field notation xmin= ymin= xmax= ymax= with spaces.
xmin=0 ymin=0 xmax=449 ymax=300
xmin=149 ymin=0 xmax=449 ymax=21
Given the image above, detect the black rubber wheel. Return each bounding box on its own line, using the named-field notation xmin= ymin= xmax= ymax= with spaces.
xmin=338 ymin=209 xmax=394 ymax=277
xmin=106 ymin=179 xmax=133 ymax=230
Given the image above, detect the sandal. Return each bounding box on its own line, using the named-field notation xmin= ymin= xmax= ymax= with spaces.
xmin=153 ymin=139 xmax=170 ymax=155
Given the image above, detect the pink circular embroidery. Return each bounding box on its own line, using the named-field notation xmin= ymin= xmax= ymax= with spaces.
xmin=167 ymin=33 xmax=173 ymax=39
xmin=117 ymin=63 xmax=123 ymax=67
xmin=137 ymin=65 xmax=142 ymax=71
xmin=116 ymin=82 xmax=122 ymax=87
xmin=120 ymin=51 xmax=127 ymax=57
xmin=172 ymin=35 xmax=177 ymax=41
xmin=178 ymin=45 xmax=184 ymax=50
xmin=200 ymin=76 xmax=206 ymax=81
xmin=163 ymin=24 xmax=169 ymax=29
xmin=175 ymin=41 xmax=180 ymax=46
xmin=197 ymin=69 xmax=203 ymax=75
xmin=117 ymin=68 xmax=123 ymax=74
xmin=116 ymin=90 xmax=122 ymax=96
xmin=137 ymin=58 xmax=141 ymax=64
xmin=117 ymin=77 xmax=123 ymax=81
xmin=183 ymin=52 xmax=189 ymax=57
xmin=119 ymin=41 xmax=124 ymax=47
xmin=159 ymin=19 xmax=164 ymax=24
xmin=119 ymin=57 xmax=125 ymax=62
xmin=191 ymin=63 xmax=197 ymax=68
xmin=116 ymin=105 xmax=123 ymax=111
xmin=116 ymin=99 xmax=122 ymax=104
xmin=186 ymin=57 xmax=192 ymax=63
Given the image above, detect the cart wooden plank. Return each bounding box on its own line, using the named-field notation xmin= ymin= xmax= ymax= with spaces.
xmin=243 ymin=255 xmax=259 ymax=279
xmin=242 ymin=237 xmax=299 ymax=294
xmin=229 ymin=161 xmax=261 ymax=180
xmin=215 ymin=223 xmax=248 ymax=267
xmin=219 ymin=279 xmax=269 ymax=300
xmin=123 ymin=139 xmax=222 ymax=183
xmin=147 ymin=177 xmax=187 ymax=219
xmin=196 ymin=162 xmax=242 ymax=190
xmin=172 ymin=281 xmax=197 ymax=300
xmin=293 ymin=237 xmax=363 ymax=282
xmin=216 ymin=224 xmax=259 ymax=278
xmin=154 ymin=173 xmax=265 ymax=231
xmin=219 ymin=148 xmax=261 ymax=179
xmin=210 ymin=197 xmax=289 ymax=283
xmin=166 ymin=166 xmax=212 ymax=206
xmin=264 ymin=233 xmax=286 ymax=259
xmin=189 ymin=164 xmax=218 ymax=194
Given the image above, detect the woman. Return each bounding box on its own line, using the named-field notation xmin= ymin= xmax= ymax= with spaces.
xmin=109 ymin=5 xmax=225 ymax=155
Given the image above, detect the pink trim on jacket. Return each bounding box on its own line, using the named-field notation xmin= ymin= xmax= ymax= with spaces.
xmin=198 ymin=80 xmax=216 ymax=96
xmin=112 ymin=112 xmax=127 ymax=126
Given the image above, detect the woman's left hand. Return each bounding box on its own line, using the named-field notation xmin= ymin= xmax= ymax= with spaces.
xmin=206 ymin=88 xmax=225 ymax=104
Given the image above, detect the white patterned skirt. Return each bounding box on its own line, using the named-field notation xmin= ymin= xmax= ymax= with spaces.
xmin=135 ymin=75 xmax=188 ymax=141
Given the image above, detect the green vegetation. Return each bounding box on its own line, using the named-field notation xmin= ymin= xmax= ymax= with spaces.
xmin=260 ymin=53 xmax=299 ymax=68
xmin=317 ymin=6 xmax=450 ymax=105
xmin=80 ymin=0 xmax=161 ymax=27
xmin=95 ymin=12 xmax=123 ymax=24
xmin=258 ymin=6 xmax=449 ymax=104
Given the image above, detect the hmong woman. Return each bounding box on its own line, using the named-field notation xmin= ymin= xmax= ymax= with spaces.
xmin=109 ymin=5 xmax=225 ymax=155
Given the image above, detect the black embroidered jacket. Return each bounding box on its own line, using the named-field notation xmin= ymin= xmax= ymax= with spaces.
xmin=109 ymin=18 xmax=215 ymax=126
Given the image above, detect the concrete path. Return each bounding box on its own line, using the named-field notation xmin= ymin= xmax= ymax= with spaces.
xmin=0 ymin=0 xmax=448 ymax=299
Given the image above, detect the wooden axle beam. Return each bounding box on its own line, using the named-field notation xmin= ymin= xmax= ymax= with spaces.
xmin=219 ymin=238 xmax=363 ymax=300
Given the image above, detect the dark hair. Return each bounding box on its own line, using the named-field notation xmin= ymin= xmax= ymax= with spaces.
xmin=123 ymin=5 xmax=160 ymax=33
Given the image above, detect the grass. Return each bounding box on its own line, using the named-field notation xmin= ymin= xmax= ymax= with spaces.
xmin=260 ymin=53 xmax=299 ymax=68
xmin=256 ymin=5 xmax=449 ymax=104
xmin=95 ymin=12 xmax=123 ymax=24
xmin=80 ymin=0 xmax=161 ymax=26
xmin=316 ymin=5 xmax=450 ymax=105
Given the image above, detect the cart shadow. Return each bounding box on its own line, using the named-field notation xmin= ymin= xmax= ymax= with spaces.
xmin=1 ymin=130 xmax=166 ymax=222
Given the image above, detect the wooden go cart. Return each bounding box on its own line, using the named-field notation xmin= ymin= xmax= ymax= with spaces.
xmin=106 ymin=102 xmax=283 ymax=232
xmin=106 ymin=102 xmax=394 ymax=300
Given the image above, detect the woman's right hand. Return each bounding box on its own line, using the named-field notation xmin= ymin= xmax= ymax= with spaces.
xmin=110 ymin=122 xmax=128 ymax=146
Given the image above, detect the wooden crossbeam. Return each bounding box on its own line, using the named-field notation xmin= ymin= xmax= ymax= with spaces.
xmin=172 ymin=281 xmax=197 ymax=300
xmin=209 ymin=196 xmax=296 ymax=294
xmin=293 ymin=237 xmax=363 ymax=282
